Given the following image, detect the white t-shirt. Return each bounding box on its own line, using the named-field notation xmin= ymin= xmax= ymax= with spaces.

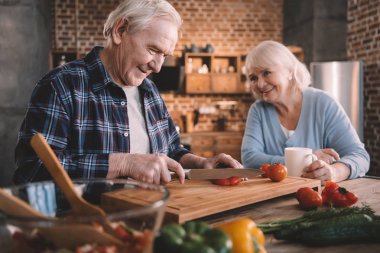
xmin=122 ymin=86 xmax=150 ymax=154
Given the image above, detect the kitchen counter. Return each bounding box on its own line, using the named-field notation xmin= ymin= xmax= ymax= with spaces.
xmin=200 ymin=177 xmax=380 ymax=252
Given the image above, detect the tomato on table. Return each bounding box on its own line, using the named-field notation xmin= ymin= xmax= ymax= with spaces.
xmin=296 ymin=187 xmax=322 ymax=210
xmin=322 ymin=181 xmax=358 ymax=207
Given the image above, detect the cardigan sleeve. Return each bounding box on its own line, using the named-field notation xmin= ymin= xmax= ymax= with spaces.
xmin=322 ymin=95 xmax=370 ymax=179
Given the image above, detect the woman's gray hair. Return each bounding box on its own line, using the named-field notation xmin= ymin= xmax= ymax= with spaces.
xmin=245 ymin=40 xmax=311 ymax=91
xmin=103 ymin=0 xmax=182 ymax=39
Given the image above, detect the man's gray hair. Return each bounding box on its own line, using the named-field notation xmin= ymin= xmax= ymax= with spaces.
xmin=103 ymin=0 xmax=182 ymax=39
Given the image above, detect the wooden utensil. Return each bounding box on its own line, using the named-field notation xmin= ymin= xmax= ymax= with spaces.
xmin=31 ymin=133 xmax=106 ymax=216
xmin=0 ymin=188 xmax=47 ymax=219
xmin=0 ymin=188 xmax=124 ymax=248
xmin=30 ymin=132 xmax=122 ymax=241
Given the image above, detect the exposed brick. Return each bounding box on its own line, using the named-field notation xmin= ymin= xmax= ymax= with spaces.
xmin=348 ymin=0 xmax=380 ymax=176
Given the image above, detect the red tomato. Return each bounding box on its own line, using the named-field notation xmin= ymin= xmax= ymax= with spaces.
xmin=296 ymin=187 xmax=323 ymax=210
xmin=115 ymin=225 xmax=132 ymax=241
xmin=321 ymin=181 xmax=358 ymax=207
xmin=321 ymin=181 xmax=339 ymax=205
xmin=329 ymin=187 xmax=359 ymax=207
xmin=259 ymin=164 xmax=271 ymax=178
xmin=267 ymin=164 xmax=287 ymax=182
xmin=211 ymin=176 xmax=241 ymax=186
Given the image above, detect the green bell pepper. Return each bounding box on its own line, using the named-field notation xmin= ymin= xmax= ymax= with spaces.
xmin=154 ymin=221 xmax=232 ymax=253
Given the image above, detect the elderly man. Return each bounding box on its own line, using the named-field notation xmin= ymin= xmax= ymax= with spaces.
xmin=14 ymin=0 xmax=241 ymax=185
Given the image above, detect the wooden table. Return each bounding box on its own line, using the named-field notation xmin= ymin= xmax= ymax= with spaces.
xmin=199 ymin=177 xmax=380 ymax=252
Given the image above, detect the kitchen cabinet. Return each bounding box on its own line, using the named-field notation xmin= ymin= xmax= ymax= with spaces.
xmin=184 ymin=53 xmax=245 ymax=94
xmin=181 ymin=132 xmax=243 ymax=161
xmin=186 ymin=74 xmax=211 ymax=93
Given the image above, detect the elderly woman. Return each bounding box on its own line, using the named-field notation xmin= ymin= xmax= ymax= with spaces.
xmin=241 ymin=40 xmax=369 ymax=182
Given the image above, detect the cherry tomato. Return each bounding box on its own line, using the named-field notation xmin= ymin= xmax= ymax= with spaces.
xmin=321 ymin=181 xmax=340 ymax=205
xmin=267 ymin=164 xmax=287 ymax=182
xmin=211 ymin=176 xmax=241 ymax=186
xmin=259 ymin=164 xmax=271 ymax=178
xmin=296 ymin=187 xmax=323 ymax=210
xmin=115 ymin=225 xmax=132 ymax=241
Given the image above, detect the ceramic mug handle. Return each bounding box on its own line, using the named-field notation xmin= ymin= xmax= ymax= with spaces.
xmin=306 ymin=153 xmax=318 ymax=163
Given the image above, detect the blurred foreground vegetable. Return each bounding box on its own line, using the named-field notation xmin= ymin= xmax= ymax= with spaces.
xmin=258 ymin=205 xmax=380 ymax=245
xmin=217 ymin=218 xmax=266 ymax=253
xmin=154 ymin=221 xmax=232 ymax=253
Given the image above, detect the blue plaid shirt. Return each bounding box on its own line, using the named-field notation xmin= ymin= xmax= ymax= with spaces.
xmin=14 ymin=47 xmax=189 ymax=184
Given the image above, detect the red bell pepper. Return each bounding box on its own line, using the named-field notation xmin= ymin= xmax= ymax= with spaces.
xmin=321 ymin=181 xmax=358 ymax=207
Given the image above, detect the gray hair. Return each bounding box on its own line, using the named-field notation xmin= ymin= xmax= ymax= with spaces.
xmin=103 ymin=0 xmax=182 ymax=39
xmin=245 ymin=40 xmax=311 ymax=92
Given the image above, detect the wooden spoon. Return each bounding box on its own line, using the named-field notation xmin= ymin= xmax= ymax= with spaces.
xmin=30 ymin=133 xmax=122 ymax=240
xmin=30 ymin=133 xmax=106 ymax=216
xmin=0 ymin=188 xmax=124 ymax=248
xmin=0 ymin=188 xmax=47 ymax=219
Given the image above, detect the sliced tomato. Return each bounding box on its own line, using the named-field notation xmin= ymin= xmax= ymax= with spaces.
xmin=211 ymin=176 xmax=241 ymax=186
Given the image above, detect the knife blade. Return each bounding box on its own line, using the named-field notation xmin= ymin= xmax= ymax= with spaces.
xmin=179 ymin=168 xmax=263 ymax=180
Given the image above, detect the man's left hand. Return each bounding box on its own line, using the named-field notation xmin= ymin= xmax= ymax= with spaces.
xmin=201 ymin=153 xmax=242 ymax=169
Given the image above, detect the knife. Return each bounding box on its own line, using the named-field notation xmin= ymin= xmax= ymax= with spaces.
xmin=172 ymin=168 xmax=263 ymax=180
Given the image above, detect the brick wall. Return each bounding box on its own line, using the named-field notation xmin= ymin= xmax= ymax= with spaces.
xmin=53 ymin=0 xmax=283 ymax=55
xmin=347 ymin=0 xmax=380 ymax=176
xmin=53 ymin=0 xmax=283 ymax=133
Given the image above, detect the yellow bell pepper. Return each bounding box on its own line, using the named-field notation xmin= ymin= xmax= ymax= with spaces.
xmin=217 ymin=218 xmax=266 ymax=253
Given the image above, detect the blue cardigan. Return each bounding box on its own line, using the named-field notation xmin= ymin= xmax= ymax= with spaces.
xmin=241 ymin=87 xmax=369 ymax=179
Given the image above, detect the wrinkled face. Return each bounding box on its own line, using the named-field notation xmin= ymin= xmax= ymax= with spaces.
xmin=247 ymin=65 xmax=292 ymax=103
xmin=113 ymin=18 xmax=178 ymax=86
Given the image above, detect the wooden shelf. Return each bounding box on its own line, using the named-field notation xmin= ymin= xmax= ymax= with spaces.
xmin=184 ymin=53 xmax=246 ymax=94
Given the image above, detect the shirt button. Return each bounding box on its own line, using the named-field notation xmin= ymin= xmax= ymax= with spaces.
xmin=121 ymin=101 xmax=126 ymax=106
xmin=124 ymin=132 xmax=129 ymax=137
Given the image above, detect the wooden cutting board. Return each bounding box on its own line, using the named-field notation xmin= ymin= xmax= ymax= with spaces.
xmin=102 ymin=177 xmax=320 ymax=224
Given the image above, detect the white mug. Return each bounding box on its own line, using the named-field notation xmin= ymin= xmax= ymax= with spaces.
xmin=284 ymin=147 xmax=317 ymax=177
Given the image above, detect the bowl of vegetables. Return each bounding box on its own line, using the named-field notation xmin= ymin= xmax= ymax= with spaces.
xmin=0 ymin=178 xmax=169 ymax=253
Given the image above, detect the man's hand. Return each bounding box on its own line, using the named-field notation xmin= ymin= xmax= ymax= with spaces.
xmin=108 ymin=153 xmax=185 ymax=184
xmin=201 ymin=153 xmax=243 ymax=169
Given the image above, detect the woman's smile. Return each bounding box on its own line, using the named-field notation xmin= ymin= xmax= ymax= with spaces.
xmin=260 ymin=86 xmax=275 ymax=94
